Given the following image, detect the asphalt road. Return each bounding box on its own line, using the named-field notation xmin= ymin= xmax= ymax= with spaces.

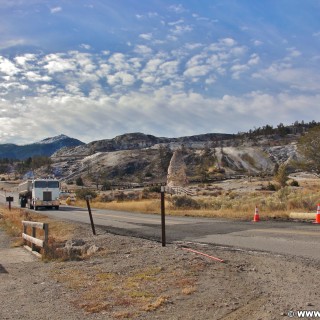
xmin=32 ymin=204 xmax=320 ymax=261
xmin=1 ymin=190 xmax=319 ymax=260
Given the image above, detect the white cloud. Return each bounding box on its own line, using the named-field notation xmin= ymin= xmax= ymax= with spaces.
xmin=186 ymin=53 xmax=206 ymax=68
xmin=205 ymin=76 xmax=216 ymax=85
xmin=36 ymin=84 xmax=56 ymax=94
xmin=65 ymin=84 xmax=83 ymax=95
xmin=147 ymin=12 xmax=159 ymax=18
xmin=286 ymin=47 xmax=301 ymax=58
xmin=168 ymin=4 xmax=186 ymax=13
xmin=252 ymin=62 xmax=320 ymax=92
xmin=230 ymin=64 xmax=249 ymax=79
xmin=134 ymin=45 xmax=153 ymax=55
xmin=184 ymin=65 xmax=210 ymax=78
xmin=50 ymin=7 xmax=62 ymax=14
xmin=248 ymin=53 xmax=260 ymax=65
xmin=253 ymin=40 xmax=263 ymax=46
xmin=143 ymin=58 xmax=163 ymax=73
xmin=185 ymin=43 xmax=203 ymax=50
xmin=230 ymin=46 xmax=247 ymax=56
xmin=80 ymin=44 xmax=91 ymax=50
xmin=107 ymin=72 xmax=135 ymax=86
xmin=220 ymin=38 xmax=236 ymax=47
xmin=139 ymin=33 xmax=153 ymax=41
xmin=24 ymin=71 xmax=51 ymax=82
xmin=168 ymin=19 xmax=184 ymax=26
xmin=15 ymin=54 xmax=37 ymax=67
xmin=43 ymin=54 xmax=77 ymax=74
xmin=159 ymin=60 xmax=180 ymax=76
xmin=0 ymin=34 xmax=318 ymax=144
xmin=0 ymin=85 xmax=319 ymax=145
xmin=171 ymin=24 xmax=193 ymax=35
xmin=0 ymin=56 xmax=20 ymax=76
xmin=167 ymin=35 xmax=178 ymax=41
xmin=108 ymin=53 xmax=130 ymax=71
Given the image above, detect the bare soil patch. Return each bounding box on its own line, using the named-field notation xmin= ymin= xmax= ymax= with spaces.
xmin=1 ymin=222 xmax=319 ymax=320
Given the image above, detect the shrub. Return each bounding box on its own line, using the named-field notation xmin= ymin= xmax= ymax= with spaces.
xmin=142 ymin=186 xmax=162 ymax=199
xmin=171 ymin=195 xmax=200 ymax=209
xmin=101 ymin=182 xmax=111 ymax=191
xmin=146 ymin=186 xmax=162 ymax=193
xmin=265 ymin=182 xmax=277 ymax=191
xmin=75 ymin=188 xmax=97 ymax=200
xmin=145 ymin=172 xmax=153 ymax=178
xmin=98 ymin=194 xmax=114 ymax=202
xmin=76 ymin=177 xmax=84 ymax=186
xmin=114 ymin=192 xmax=125 ymax=202
xmin=289 ymin=180 xmax=299 ymax=187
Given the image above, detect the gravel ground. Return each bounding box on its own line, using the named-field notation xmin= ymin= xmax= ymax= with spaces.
xmin=1 ymin=224 xmax=320 ymax=320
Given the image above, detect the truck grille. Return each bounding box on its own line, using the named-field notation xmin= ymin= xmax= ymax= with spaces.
xmin=43 ymin=191 xmax=52 ymax=201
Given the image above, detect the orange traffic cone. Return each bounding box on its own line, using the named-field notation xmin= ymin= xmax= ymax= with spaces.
xmin=253 ymin=206 xmax=260 ymax=222
xmin=314 ymin=204 xmax=320 ymax=224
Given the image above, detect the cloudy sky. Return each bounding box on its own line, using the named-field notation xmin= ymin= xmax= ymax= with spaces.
xmin=0 ymin=0 xmax=320 ymax=144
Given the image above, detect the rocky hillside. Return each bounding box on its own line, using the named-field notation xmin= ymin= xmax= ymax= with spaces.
xmin=52 ymin=132 xmax=233 ymax=157
xmin=0 ymin=134 xmax=84 ymax=160
xmin=48 ymin=132 xmax=301 ymax=185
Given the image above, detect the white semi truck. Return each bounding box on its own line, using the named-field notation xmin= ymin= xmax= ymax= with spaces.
xmin=18 ymin=179 xmax=60 ymax=210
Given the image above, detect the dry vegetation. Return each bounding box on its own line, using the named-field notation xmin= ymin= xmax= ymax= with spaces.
xmin=51 ymin=255 xmax=203 ymax=317
xmin=74 ymin=175 xmax=320 ymax=221
xmin=0 ymin=206 xmax=85 ymax=254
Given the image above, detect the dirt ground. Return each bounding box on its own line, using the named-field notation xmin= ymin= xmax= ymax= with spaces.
xmin=1 ymin=221 xmax=320 ymax=320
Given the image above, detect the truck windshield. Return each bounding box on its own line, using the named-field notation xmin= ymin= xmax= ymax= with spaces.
xmin=34 ymin=181 xmax=59 ymax=188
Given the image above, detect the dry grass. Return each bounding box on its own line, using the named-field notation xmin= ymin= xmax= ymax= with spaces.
xmin=51 ymin=259 xmax=202 ymax=317
xmin=0 ymin=206 xmax=83 ymax=255
xmin=181 ymin=286 xmax=197 ymax=295
xmin=77 ymin=198 xmax=160 ymax=214
xmin=141 ymin=296 xmax=168 ymax=311
xmin=73 ymin=180 xmax=320 ymax=221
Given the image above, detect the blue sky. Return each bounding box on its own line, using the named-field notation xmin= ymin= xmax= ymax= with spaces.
xmin=0 ymin=0 xmax=320 ymax=144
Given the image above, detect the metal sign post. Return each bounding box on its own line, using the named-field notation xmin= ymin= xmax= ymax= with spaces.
xmin=6 ymin=196 xmax=14 ymax=211
xmin=161 ymin=186 xmax=166 ymax=247
xmin=85 ymin=195 xmax=96 ymax=235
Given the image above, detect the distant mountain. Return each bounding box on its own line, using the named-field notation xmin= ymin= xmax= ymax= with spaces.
xmin=0 ymin=134 xmax=85 ymax=160
xmin=52 ymin=132 xmax=233 ymax=157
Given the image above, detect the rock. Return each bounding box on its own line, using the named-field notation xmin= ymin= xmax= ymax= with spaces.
xmin=65 ymin=239 xmax=86 ymax=247
xmin=57 ymin=239 xmax=90 ymax=259
xmin=86 ymin=244 xmax=101 ymax=255
xmin=167 ymin=150 xmax=188 ymax=187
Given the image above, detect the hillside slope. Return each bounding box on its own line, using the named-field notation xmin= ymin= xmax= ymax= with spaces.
xmin=49 ymin=133 xmax=300 ymax=184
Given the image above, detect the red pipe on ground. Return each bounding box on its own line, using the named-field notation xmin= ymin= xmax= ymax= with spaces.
xmin=182 ymin=247 xmax=225 ymax=263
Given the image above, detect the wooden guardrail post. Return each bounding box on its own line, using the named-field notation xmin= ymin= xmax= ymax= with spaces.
xmin=160 ymin=186 xmax=166 ymax=247
xmin=86 ymin=195 xmax=96 ymax=235
xmin=31 ymin=226 xmax=36 ymax=251
xmin=22 ymin=221 xmax=49 ymax=257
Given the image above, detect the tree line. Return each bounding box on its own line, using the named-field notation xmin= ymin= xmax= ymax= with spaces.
xmin=237 ymin=120 xmax=320 ymax=138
